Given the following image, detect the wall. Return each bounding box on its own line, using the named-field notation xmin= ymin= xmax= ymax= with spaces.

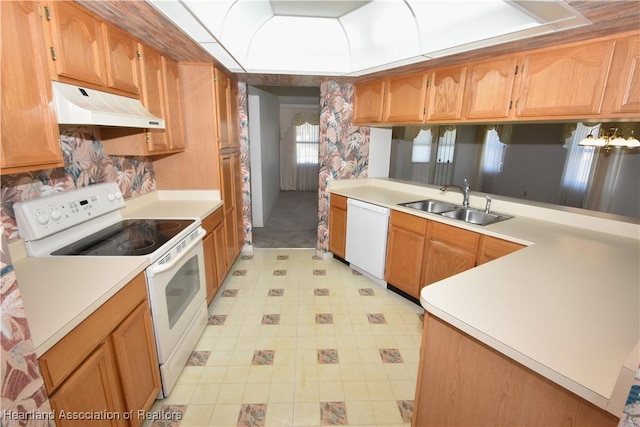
xmin=0 ymin=126 xmax=155 ymax=424
xmin=1 ymin=128 xmax=156 ymax=241
xmin=238 ymin=83 xmax=253 ymax=247
xmin=317 ymin=81 xmax=371 ymax=253
xmin=247 ymin=86 xmax=281 ymax=228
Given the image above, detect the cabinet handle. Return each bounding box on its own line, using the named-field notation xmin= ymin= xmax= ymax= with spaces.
xmin=508 ymin=100 xmax=512 ymax=110
xmin=50 ymin=47 xmax=57 ymax=61
xmin=136 ymin=51 xmax=142 ymax=60
xmin=514 ymin=65 xmax=518 ymax=75
xmin=44 ymin=5 xmax=52 ymax=21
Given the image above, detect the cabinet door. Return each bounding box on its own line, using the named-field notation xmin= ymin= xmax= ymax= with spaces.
xmin=608 ymin=34 xmax=640 ymax=114
xmin=50 ymin=341 xmax=127 ymax=427
xmin=384 ymin=73 xmax=428 ymax=123
xmin=220 ymin=152 xmax=239 ymax=265
xmin=213 ymin=220 xmax=228 ymax=286
xmin=48 ymin=1 xmax=107 ymax=86
xmin=161 ymin=56 xmax=185 ymax=150
xmin=140 ymin=44 xmax=169 ymax=152
xmin=385 ymin=211 xmax=427 ymax=298
xmin=516 ymin=39 xmax=615 ymax=117
xmin=423 ymin=222 xmax=479 ymax=285
xmin=111 ymin=303 xmax=161 ymax=427
xmin=228 ymin=78 xmax=240 ymax=148
xmin=1 ymin=1 xmax=63 ymax=173
xmin=353 ymin=80 xmax=386 ymax=123
xmin=103 ymin=23 xmax=140 ymax=95
xmin=385 ymin=225 xmax=426 ymax=299
xmin=215 ymin=67 xmax=231 ymax=149
xmin=465 ymin=56 xmax=519 ymax=120
xmin=203 ymin=232 xmax=217 ymax=304
xmin=328 ymin=195 xmax=347 ymax=258
xmin=426 ymin=65 xmax=467 ymax=122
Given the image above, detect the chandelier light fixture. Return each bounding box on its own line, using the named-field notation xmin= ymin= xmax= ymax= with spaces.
xmin=578 ymin=127 xmax=640 ymax=152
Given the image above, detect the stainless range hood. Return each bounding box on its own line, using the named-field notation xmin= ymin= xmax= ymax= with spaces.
xmin=52 ymin=81 xmax=165 ymax=129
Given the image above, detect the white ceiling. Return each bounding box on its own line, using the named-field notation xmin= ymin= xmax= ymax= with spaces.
xmin=148 ymin=0 xmax=591 ymax=77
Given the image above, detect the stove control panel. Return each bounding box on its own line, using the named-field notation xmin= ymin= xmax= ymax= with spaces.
xmin=14 ymin=182 xmax=125 ymax=241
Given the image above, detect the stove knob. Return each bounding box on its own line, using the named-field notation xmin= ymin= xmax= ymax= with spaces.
xmin=37 ymin=213 xmax=49 ymax=224
xmin=115 ymin=191 xmax=123 ymax=200
xmin=107 ymin=193 xmax=115 ymax=202
xmin=50 ymin=210 xmax=61 ymax=220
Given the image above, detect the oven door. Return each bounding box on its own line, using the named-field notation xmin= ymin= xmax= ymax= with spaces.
xmin=145 ymin=233 xmax=207 ymax=364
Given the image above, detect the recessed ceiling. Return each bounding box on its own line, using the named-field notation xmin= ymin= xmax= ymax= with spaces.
xmin=147 ymin=0 xmax=592 ymax=77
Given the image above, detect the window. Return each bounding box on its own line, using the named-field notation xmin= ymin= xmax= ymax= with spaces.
xmin=481 ymin=128 xmax=507 ymax=174
xmin=295 ymin=122 xmax=319 ymax=164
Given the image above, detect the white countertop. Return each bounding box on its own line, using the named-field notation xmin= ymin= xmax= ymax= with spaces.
xmin=330 ymin=178 xmax=639 ymax=416
xmin=11 ymin=190 xmax=223 ymax=357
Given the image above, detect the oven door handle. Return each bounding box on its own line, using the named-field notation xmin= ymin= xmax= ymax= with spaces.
xmin=147 ymin=227 xmax=205 ymax=277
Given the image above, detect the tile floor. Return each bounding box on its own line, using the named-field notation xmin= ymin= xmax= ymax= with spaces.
xmin=145 ymin=249 xmax=424 ymax=427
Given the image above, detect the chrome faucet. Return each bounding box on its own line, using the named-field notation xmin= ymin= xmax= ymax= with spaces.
xmin=440 ymin=179 xmax=471 ymax=207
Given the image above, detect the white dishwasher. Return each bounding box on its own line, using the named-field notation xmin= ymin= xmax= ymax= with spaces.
xmin=345 ymin=198 xmax=390 ymax=287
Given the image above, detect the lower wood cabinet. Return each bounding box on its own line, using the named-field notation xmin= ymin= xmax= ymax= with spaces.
xmin=328 ymin=194 xmax=347 ymax=258
xmin=477 ymin=235 xmax=524 ymax=265
xmin=423 ymin=221 xmax=480 ymax=285
xmin=385 ymin=210 xmax=427 ymax=299
xmin=202 ymin=206 xmax=227 ymax=304
xmin=39 ymin=272 xmax=160 ymax=427
xmin=413 ymin=313 xmax=618 ymax=427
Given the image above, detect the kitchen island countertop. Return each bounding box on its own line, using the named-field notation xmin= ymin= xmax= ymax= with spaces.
xmin=330 ymin=178 xmax=639 ymax=417
xmin=11 ymin=190 xmax=223 ymax=357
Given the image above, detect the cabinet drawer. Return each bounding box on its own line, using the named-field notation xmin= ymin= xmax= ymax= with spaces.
xmin=331 ymin=194 xmax=347 ymax=210
xmin=39 ymin=272 xmax=147 ymax=392
xmin=390 ymin=210 xmax=427 ymax=234
xmin=429 ymin=221 xmax=480 ymax=252
xmin=202 ymin=206 xmax=224 ymax=235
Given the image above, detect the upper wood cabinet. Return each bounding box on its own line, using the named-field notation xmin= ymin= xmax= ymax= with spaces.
xmin=214 ymin=67 xmax=231 ymax=149
xmin=45 ymin=0 xmax=143 ymax=97
xmin=384 ymin=73 xmax=429 ymax=123
xmin=139 ymin=43 xmax=169 ymax=152
xmin=103 ymin=23 xmax=140 ymax=96
xmin=603 ymin=33 xmax=640 ymax=115
xmin=102 ymin=47 xmax=184 ymax=157
xmin=515 ymin=39 xmax=615 ymax=118
xmin=353 ymin=80 xmax=386 ymax=124
xmin=465 ymin=55 xmax=520 ymax=120
xmin=351 ymin=32 xmax=638 ymax=125
xmin=161 ymin=56 xmax=185 ymax=151
xmin=1 ymin=1 xmax=63 ymax=175
xmin=46 ymin=1 xmax=107 ymax=87
xmin=425 ymin=65 xmax=467 ymax=122
xmin=328 ymin=194 xmax=348 ymax=259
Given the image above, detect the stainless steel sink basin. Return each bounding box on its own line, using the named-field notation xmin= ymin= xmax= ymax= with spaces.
xmin=398 ymin=199 xmax=513 ymax=226
xmin=399 ymin=199 xmax=456 ymax=214
xmin=440 ymin=207 xmax=512 ymax=226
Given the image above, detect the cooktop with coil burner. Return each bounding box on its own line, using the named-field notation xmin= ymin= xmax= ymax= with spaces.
xmin=51 ymin=219 xmax=195 ymax=256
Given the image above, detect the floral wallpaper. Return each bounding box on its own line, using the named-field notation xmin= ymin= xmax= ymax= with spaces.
xmin=1 ymin=233 xmax=53 ymax=427
xmin=316 ymin=81 xmax=370 ymax=253
xmin=238 ymin=82 xmax=253 ymax=247
xmin=1 ymin=127 xmax=156 ymax=241
xmin=0 ymin=127 xmax=156 ymax=425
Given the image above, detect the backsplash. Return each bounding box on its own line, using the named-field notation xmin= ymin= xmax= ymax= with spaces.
xmin=1 ymin=127 xmax=155 ymax=241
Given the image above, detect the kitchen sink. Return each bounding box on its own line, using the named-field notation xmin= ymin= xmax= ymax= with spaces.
xmin=398 ymin=199 xmax=456 ymax=214
xmin=440 ymin=207 xmax=512 ymax=226
xmin=398 ymin=199 xmax=513 ymax=226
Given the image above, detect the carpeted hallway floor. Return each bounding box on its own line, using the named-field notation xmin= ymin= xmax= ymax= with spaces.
xmin=252 ymin=191 xmax=318 ymax=248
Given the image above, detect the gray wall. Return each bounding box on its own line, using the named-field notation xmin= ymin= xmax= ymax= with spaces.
xmin=248 ymin=87 xmax=281 ymax=227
